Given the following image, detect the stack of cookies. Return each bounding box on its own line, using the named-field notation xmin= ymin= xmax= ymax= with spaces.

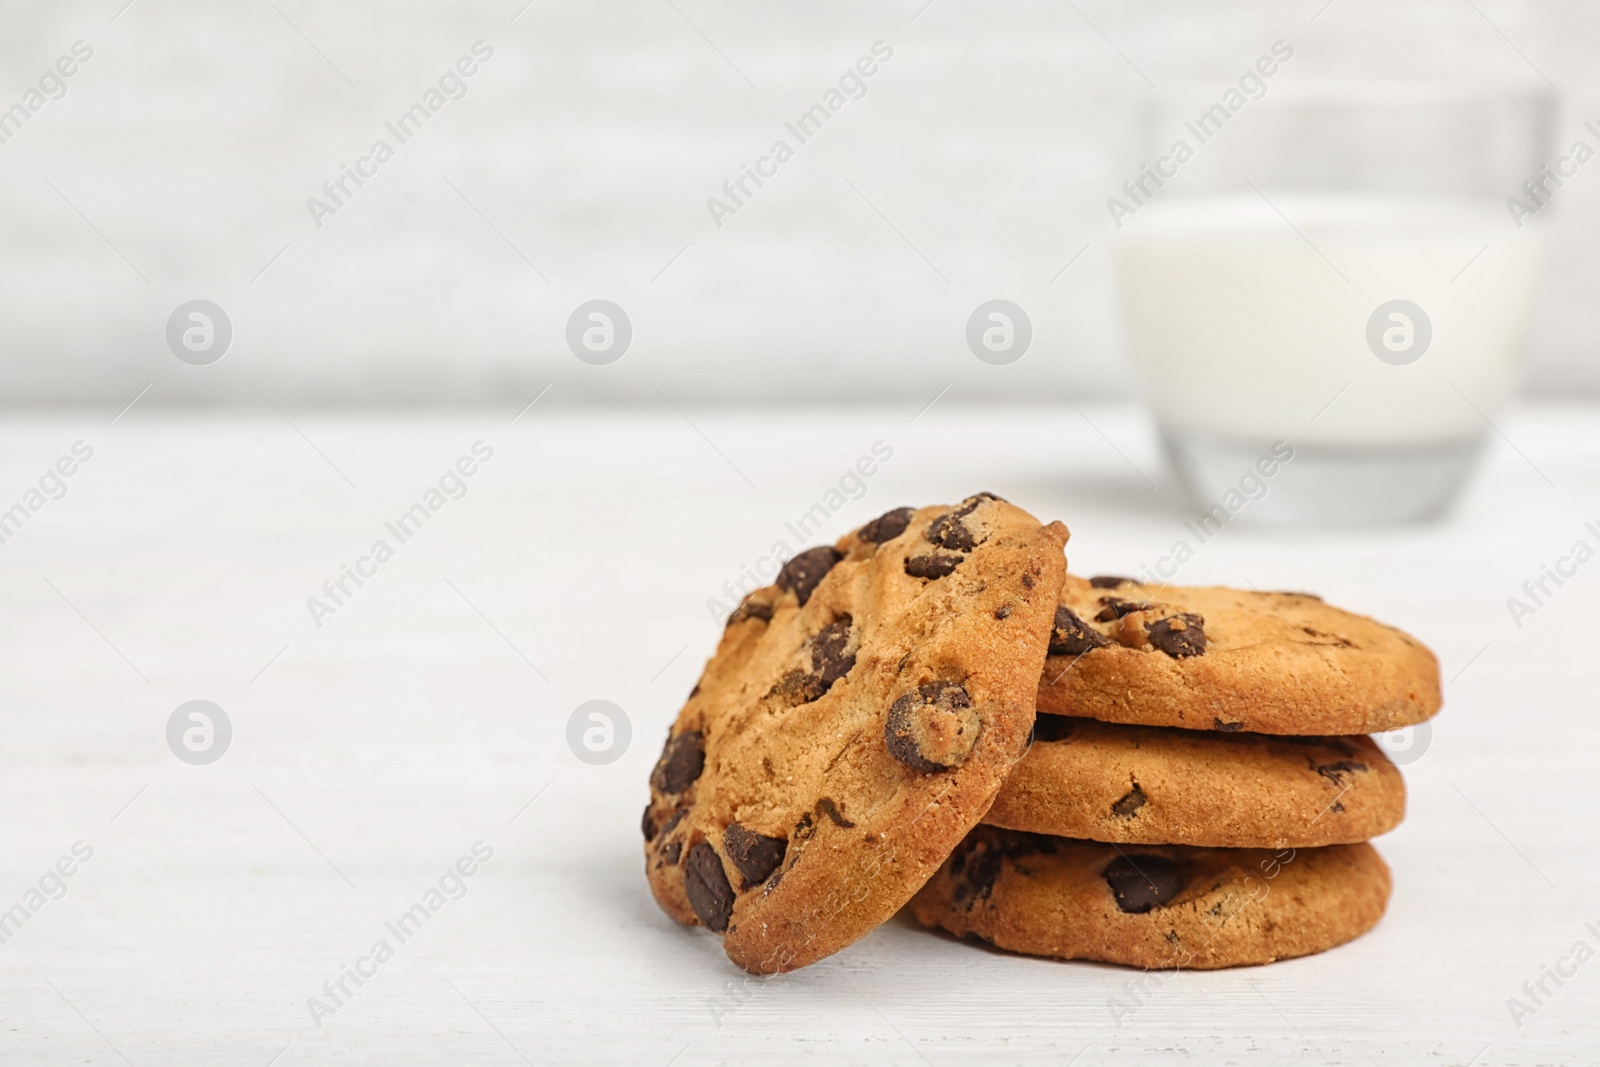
xmin=911 ymin=574 xmax=1440 ymax=968
xmin=642 ymin=496 xmax=1441 ymax=974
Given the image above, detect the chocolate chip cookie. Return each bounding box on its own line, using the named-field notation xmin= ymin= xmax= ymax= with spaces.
xmin=911 ymin=826 xmax=1391 ymax=969
xmin=985 ymin=715 xmax=1404 ymax=848
xmin=1039 ymin=575 xmax=1441 ymax=734
xmin=643 ymin=495 xmax=1069 ymax=973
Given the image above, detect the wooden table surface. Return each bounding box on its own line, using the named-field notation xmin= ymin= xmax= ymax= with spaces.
xmin=1 ymin=403 xmax=1596 ymax=1065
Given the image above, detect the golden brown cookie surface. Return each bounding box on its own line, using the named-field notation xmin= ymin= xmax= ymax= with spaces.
xmin=1039 ymin=575 xmax=1441 ymax=734
xmin=911 ymin=827 xmax=1391 ymax=969
xmin=986 ymin=716 xmax=1404 ymax=848
xmin=643 ymin=495 xmax=1068 ymax=973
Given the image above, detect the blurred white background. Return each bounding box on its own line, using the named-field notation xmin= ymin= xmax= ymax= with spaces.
xmin=2 ymin=0 xmax=1596 ymax=407
xmin=8 ymin=5 xmax=1600 ymax=1063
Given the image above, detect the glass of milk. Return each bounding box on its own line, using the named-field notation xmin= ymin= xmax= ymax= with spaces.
xmin=1115 ymin=81 xmax=1554 ymax=523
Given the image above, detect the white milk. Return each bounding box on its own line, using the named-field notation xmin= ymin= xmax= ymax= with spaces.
xmin=1115 ymin=194 xmax=1544 ymax=448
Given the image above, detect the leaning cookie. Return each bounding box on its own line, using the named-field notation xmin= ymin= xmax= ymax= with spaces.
xmin=1038 ymin=574 xmax=1441 ymax=735
xmin=985 ymin=716 xmax=1404 ymax=848
xmin=911 ymin=827 xmax=1391 ymax=969
xmin=643 ymin=495 xmax=1068 ymax=973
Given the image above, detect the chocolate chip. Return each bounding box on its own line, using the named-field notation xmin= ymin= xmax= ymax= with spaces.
xmin=660 ymin=809 xmax=687 ymax=837
xmin=858 ymin=507 xmax=914 ymax=544
xmin=728 ymin=597 xmax=773 ymax=626
xmin=1147 ymin=613 xmax=1207 ymax=657
xmin=767 ymin=617 xmax=856 ymax=704
xmin=994 ymin=605 xmax=1012 ymax=620
xmin=815 ymin=798 xmax=855 ymax=828
xmin=769 ymin=668 xmax=827 ymax=704
xmin=811 ymin=615 xmax=855 ymax=687
xmin=1102 ymin=855 xmax=1184 ymax=913
xmin=1095 ymin=597 xmax=1152 ymax=622
xmin=950 ymin=841 xmax=1004 ymax=911
xmin=650 ymin=731 xmax=705 ymax=795
xmin=1089 ymin=575 xmax=1134 ymax=588
xmin=885 ymin=682 xmax=980 ymax=773
xmin=926 ymin=511 xmax=976 ymax=552
xmin=905 ymin=554 xmax=962 ymax=579
xmin=642 ymin=805 xmax=657 ymax=840
xmin=1111 ymin=784 xmax=1147 ymax=817
xmin=777 ymin=546 xmax=843 ymax=606
xmin=684 ymin=843 xmax=734 ymax=931
xmin=723 ymin=823 xmax=788 ymax=887
xmin=1032 ymin=714 xmax=1076 ymax=743
xmin=950 ymin=829 xmax=1055 ymax=911
xmin=1316 ymin=760 xmax=1368 ymax=784
xmin=662 ymin=841 xmax=682 ymax=865
xmin=792 ymin=812 xmax=817 ymax=843
xmin=1049 ymin=606 xmax=1112 ymax=656
xmin=1213 ymin=719 xmax=1243 ymax=732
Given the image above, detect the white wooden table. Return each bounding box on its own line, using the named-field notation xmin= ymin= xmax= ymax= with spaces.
xmin=1 ymin=402 xmax=1596 ymax=1065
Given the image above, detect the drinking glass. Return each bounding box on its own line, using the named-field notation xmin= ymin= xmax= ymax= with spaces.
xmin=1115 ymin=80 xmax=1555 ymax=523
